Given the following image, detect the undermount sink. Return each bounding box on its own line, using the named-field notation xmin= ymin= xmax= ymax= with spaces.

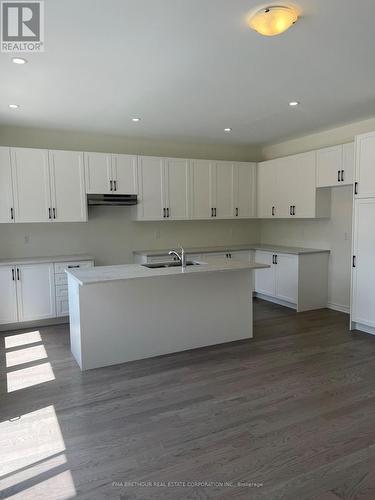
xmin=142 ymin=261 xmax=201 ymax=269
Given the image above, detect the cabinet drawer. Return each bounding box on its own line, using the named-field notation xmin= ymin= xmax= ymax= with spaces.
xmin=54 ymin=260 xmax=93 ymax=274
xmin=56 ymin=285 xmax=68 ymax=298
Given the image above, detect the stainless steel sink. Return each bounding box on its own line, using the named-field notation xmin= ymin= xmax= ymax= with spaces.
xmin=142 ymin=261 xmax=201 ymax=269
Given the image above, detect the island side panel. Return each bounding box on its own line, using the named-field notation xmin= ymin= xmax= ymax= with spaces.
xmin=77 ymin=269 xmax=253 ymax=370
xmin=68 ymin=276 xmax=83 ymax=369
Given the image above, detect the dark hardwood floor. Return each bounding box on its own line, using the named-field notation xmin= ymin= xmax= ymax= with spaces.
xmin=1 ymin=299 xmax=375 ymax=499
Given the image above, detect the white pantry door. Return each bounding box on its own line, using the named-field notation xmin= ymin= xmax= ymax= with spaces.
xmin=49 ymin=150 xmax=87 ymax=222
xmin=11 ymin=148 xmax=51 ymax=223
xmin=0 ymin=147 xmax=14 ymax=223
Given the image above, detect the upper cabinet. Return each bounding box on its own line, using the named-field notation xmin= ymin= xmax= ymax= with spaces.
xmin=84 ymin=152 xmax=137 ymax=194
xmin=355 ymin=132 xmax=375 ymax=198
xmin=317 ymin=143 xmax=354 ymax=187
xmin=233 ymin=162 xmax=256 ymax=218
xmin=49 ymin=150 xmax=87 ymax=222
xmin=190 ymin=160 xmax=211 ymax=219
xmin=257 ymin=151 xmax=330 ymax=219
xmin=164 ymin=158 xmax=190 ymax=220
xmin=0 ymin=147 xmax=14 ymax=223
xmin=211 ymin=162 xmax=233 ymax=219
xmin=11 ymin=148 xmax=51 ymax=223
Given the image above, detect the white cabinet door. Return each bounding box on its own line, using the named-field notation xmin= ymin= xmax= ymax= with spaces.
xmin=275 ymin=254 xmax=298 ymax=303
xmin=164 ymin=158 xmax=190 ymax=220
xmin=112 ymin=154 xmax=137 ymax=194
xmin=191 ymin=160 xmax=211 ymax=219
xmin=355 ymin=132 xmax=375 ymax=198
xmin=213 ymin=162 xmax=233 ymax=219
xmin=16 ymin=263 xmax=56 ymax=322
xmin=136 ymin=156 xmax=164 ymax=220
xmin=0 ymin=147 xmax=14 ymax=223
xmin=0 ymin=266 xmax=18 ymax=324
xmin=254 ymin=251 xmax=275 ymax=296
xmin=11 ymin=148 xmax=51 ymax=223
xmin=351 ymin=198 xmax=375 ymax=327
xmin=316 ymin=146 xmax=342 ymax=187
xmin=49 ymin=150 xmax=87 ymax=222
xmin=84 ymin=152 xmax=112 ymax=194
xmin=288 ymin=152 xmax=316 ymax=218
xmin=234 ymin=163 xmax=256 ymax=218
xmin=257 ymin=160 xmax=278 ymax=218
xmin=342 ymin=142 xmax=354 ymax=186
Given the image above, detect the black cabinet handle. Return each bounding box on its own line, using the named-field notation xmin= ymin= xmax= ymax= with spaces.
xmin=353 ymin=255 xmax=356 ymax=268
xmin=211 ymin=207 xmax=214 ymax=217
xmin=355 ymin=182 xmax=358 ymax=195
xmin=17 ymin=268 xmax=20 ymax=281
xmin=214 ymin=208 xmax=217 ymax=217
xmin=272 ymin=206 xmax=275 ymax=216
xmin=338 ymin=170 xmax=341 ymax=182
xmin=293 ymin=205 xmax=296 ymax=216
xmin=10 ymin=207 xmax=14 ymax=220
xmin=289 ymin=205 xmax=292 ymax=216
xmin=167 ymin=207 xmax=170 ymax=218
xmin=163 ymin=208 xmax=166 ymax=218
xmin=272 ymin=255 xmax=275 ymax=264
xmin=113 ymin=180 xmax=117 ymax=192
xmin=53 ymin=208 xmax=56 ymax=219
xmin=48 ymin=208 xmax=52 ymax=219
xmin=12 ymin=268 xmax=15 ymax=281
xmin=275 ymin=254 xmax=278 ymax=264
xmin=235 ymin=207 xmax=239 ymax=217
xmin=341 ymin=170 xmax=344 ymax=182
xmin=68 ymin=265 xmax=80 ymax=268
xmin=110 ymin=180 xmax=113 ymax=191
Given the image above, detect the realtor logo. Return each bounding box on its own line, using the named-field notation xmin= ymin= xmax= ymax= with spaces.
xmin=1 ymin=1 xmax=44 ymax=52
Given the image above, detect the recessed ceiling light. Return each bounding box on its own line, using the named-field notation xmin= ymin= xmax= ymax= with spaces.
xmin=289 ymin=101 xmax=300 ymax=107
xmin=132 ymin=117 xmax=141 ymax=122
xmin=249 ymin=5 xmax=299 ymax=36
xmin=9 ymin=104 xmax=20 ymax=109
xmin=224 ymin=128 xmax=232 ymax=132
xmin=12 ymin=57 xmax=27 ymax=65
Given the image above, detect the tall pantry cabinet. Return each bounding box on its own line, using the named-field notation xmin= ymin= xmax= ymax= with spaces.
xmin=351 ymin=131 xmax=375 ymax=334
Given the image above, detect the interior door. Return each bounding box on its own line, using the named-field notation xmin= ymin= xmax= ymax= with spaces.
xmin=112 ymin=154 xmax=137 ymax=194
xmin=352 ymin=198 xmax=375 ymax=327
xmin=164 ymin=158 xmax=190 ymax=220
xmin=275 ymin=254 xmax=298 ymax=303
xmin=84 ymin=152 xmax=112 ymax=193
xmin=16 ymin=263 xmax=56 ymax=322
xmin=254 ymin=251 xmax=275 ymax=296
xmin=49 ymin=150 xmax=87 ymax=222
xmin=316 ymin=146 xmax=342 ymax=187
xmin=191 ymin=160 xmax=211 ymax=219
xmin=0 ymin=266 xmax=18 ymax=324
xmin=11 ymin=148 xmax=51 ymax=223
xmin=0 ymin=147 xmax=14 ymax=223
xmin=213 ymin=162 xmax=234 ymax=219
xmin=235 ymin=163 xmax=256 ymax=218
xmin=137 ymin=156 xmax=164 ymax=220
xmin=355 ymin=132 xmax=375 ymax=198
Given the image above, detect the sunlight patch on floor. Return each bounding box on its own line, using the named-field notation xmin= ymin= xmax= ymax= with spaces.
xmin=6 ymin=362 xmax=55 ymax=392
xmin=5 ymin=331 xmax=42 ymax=349
xmin=6 ymin=345 xmax=48 ymax=368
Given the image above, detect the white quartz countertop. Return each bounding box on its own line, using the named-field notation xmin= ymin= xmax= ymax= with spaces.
xmin=0 ymin=254 xmax=94 ymax=267
xmin=133 ymin=244 xmax=330 ymax=256
xmin=66 ymin=257 xmax=269 ymax=286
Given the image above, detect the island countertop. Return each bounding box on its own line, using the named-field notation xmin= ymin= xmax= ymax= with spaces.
xmin=66 ymin=257 xmax=269 ymax=286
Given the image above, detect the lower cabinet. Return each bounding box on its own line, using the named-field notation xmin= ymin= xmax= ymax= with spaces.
xmin=254 ymin=250 xmax=328 ymax=312
xmin=0 ymin=258 xmax=94 ymax=327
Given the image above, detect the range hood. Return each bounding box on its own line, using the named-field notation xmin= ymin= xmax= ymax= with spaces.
xmin=87 ymin=194 xmax=137 ymax=206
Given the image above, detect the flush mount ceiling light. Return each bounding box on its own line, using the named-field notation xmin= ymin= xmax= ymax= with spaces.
xmin=249 ymin=5 xmax=299 ymax=36
xmin=12 ymin=57 xmax=27 ymax=64
xmin=224 ymin=128 xmax=232 ymax=133
xmin=131 ymin=117 xmax=141 ymax=122
xmin=9 ymin=104 xmax=20 ymax=109
xmin=289 ymin=100 xmax=300 ymax=106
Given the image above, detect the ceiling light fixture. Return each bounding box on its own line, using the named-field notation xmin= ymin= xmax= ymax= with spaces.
xmin=249 ymin=5 xmax=299 ymax=36
xmin=132 ymin=117 xmax=141 ymax=122
xmin=224 ymin=128 xmax=232 ymax=132
xmin=289 ymin=101 xmax=300 ymax=107
xmin=12 ymin=57 xmax=27 ymax=64
xmin=9 ymin=104 xmax=20 ymax=109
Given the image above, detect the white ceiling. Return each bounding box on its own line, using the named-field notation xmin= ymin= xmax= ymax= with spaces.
xmin=1 ymin=0 xmax=375 ymax=145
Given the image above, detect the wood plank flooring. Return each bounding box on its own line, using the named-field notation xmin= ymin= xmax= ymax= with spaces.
xmin=1 ymin=299 xmax=375 ymax=499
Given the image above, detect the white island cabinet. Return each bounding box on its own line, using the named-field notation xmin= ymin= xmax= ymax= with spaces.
xmin=67 ymin=258 xmax=268 ymax=371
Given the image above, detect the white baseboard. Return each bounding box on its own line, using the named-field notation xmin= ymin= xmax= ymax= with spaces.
xmin=327 ymin=302 xmax=350 ymax=314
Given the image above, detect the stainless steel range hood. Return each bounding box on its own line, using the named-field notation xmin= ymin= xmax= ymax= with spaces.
xmin=87 ymin=194 xmax=137 ymax=206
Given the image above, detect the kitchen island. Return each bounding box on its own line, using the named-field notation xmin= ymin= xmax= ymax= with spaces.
xmin=67 ymin=257 xmax=268 ymax=370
